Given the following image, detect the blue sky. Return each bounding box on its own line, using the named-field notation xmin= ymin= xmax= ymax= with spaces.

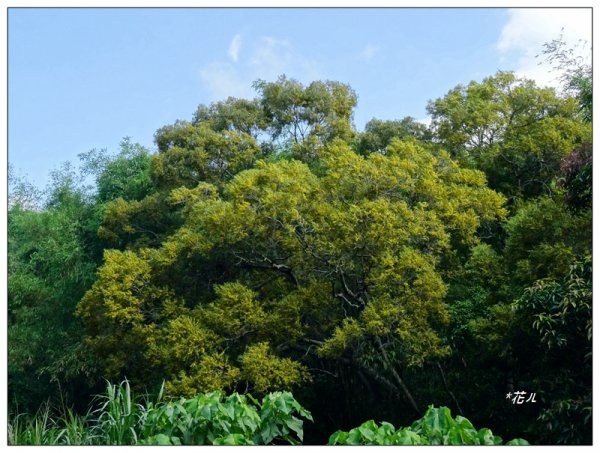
xmin=7 ymin=7 xmax=592 ymax=190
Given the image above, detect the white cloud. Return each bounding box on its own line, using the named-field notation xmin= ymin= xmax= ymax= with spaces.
xmin=199 ymin=62 xmax=253 ymax=100
xmin=228 ymin=34 xmax=242 ymax=62
xmin=249 ymin=36 xmax=294 ymax=80
xmin=200 ymin=35 xmax=320 ymax=101
xmin=496 ymin=8 xmax=591 ymax=87
xmin=358 ymin=44 xmax=379 ymax=62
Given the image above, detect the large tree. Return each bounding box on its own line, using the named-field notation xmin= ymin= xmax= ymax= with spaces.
xmin=78 ymin=130 xmax=505 ymax=417
xmin=427 ymin=71 xmax=590 ymax=201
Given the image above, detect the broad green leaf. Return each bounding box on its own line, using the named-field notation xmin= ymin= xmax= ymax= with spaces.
xmin=506 ymin=438 xmax=530 ymax=445
xmin=327 ymin=430 xmax=348 ymax=445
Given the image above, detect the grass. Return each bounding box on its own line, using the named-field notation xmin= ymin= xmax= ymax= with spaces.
xmin=91 ymin=380 xmax=144 ymax=445
xmin=8 ymin=380 xmax=144 ymax=446
xmin=58 ymin=407 xmax=95 ymax=445
xmin=8 ymin=403 xmax=63 ymax=446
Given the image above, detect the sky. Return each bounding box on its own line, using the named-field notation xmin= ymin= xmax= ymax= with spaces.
xmin=6 ymin=6 xmax=593 ymax=191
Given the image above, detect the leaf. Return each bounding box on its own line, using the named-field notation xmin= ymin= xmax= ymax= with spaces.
xmin=218 ymin=402 xmax=235 ymax=420
xmin=477 ymin=427 xmax=496 ymax=445
xmin=145 ymin=433 xmax=172 ymax=445
xmin=274 ymin=393 xmax=291 ymax=415
xmin=199 ymin=403 xmax=212 ymax=421
xmin=346 ymin=428 xmax=364 ymax=445
xmin=454 ymin=415 xmax=475 ymax=431
xmin=357 ymin=420 xmax=377 ymax=443
xmin=284 ymin=416 xmax=304 ymax=441
xmin=506 ymin=438 xmax=530 ymax=445
xmin=394 ymin=428 xmax=426 ymax=445
xmin=327 ymin=430 xmax=347 ymax=445
xmin=260 ymin=423 xmax=276 ymax=444
xmin=446 ymin=428 xmax=463 ymax=445
xmin=213 ymin=433 xmax=253 ymax=445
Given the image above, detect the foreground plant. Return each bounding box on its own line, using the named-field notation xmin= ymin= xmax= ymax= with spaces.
xmin=91 ymin=380 xmax=146 ymax=445
xmin=8 ymin=381 xmax=312 ymax=446
xmin=328 ymin=406 xmax=529 ymax=445
xmin=8 ymin=404 xmax=62 ymax=446
xmin=141 ymin=391 xmax=313 ymax=445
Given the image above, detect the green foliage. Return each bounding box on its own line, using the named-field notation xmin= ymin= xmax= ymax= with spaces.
xmin=8 ymin=164 xmax=43 ymax=211
xmin=164 ymin=354 xmax=241 ymax=398
xmin=328 ymin=406 xmax=528 ymax=445
xmin=517 ymin=257 xmax=591 ymax=351
xmin=8 ymin=172 xmax=100 ymax=411
xmin=445 ymin=208 xmax=591 ymax=445
xmin=428 ymin=71 xmax=590 ymax=200
xmin=9 ymin=138 xmax=157 ymax=413
xmin=253 ymin=75 xmax=357 ymax=161
xmin=77 ymin=248 xmax=176 ymax=380
xmin=537 ymin=397 xmax=592 ymax=445
xmin=515 ymin=257 xmax=592 ymax=444
xmin=355 ymin=117 xmax=432 ymax=155
xmin=9 ymin=73 xmax=592 ymax=445
xmin=142 ymin=390 xmax=312 ymax=445
xmin=504 ymin=196 xmax=590 ymax=284
xmin=152 ymin=122 xmax=261 ymax=189
xmin=79 ymin=134 xmax=506 ymax=402
xmin=56 ymin=408 xmax=95 ymax=445
xmin=240 ymin=343 xmax=312 ymax=393
xmin=559 ymin=143 xmax=592 ymax=212
xmin=193 ymin=96 xmax=267 ymax=138
xmin=80 ymin=137 xmax=154 ymax=203
xmin=8 ymin=383 xmax=142 ymax=446
xmin=8 ymin=404 xmax=64 ymax=446
xmin=9 ymin=382 xmax=312 ymax=446
xmin=98 ymin=192 xmax=177 ymax=249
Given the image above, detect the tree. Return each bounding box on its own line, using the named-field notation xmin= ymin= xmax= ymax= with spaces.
xmin=8 ymin=164 xmax=43 ymax=211
xmin=427 ymin=71 xmax=590 ymax=201
xmin=193 ymin=97 xmax=267 ymax=139
xmin=355 ymin=117 xmax=432 ymax=155
xmin=8 ymin=168 xmax=99 ymax=412
xmin=78 ymin=135 xmax=506 ymax=414
xmin=558 ymin=143 xmax=592 ymax=212
xmin=437 ymin=193 xmax=591 ymax=444
xmin=8 ymin=140 xmax=159 ymax=413
xmin=10 ymin=73 xmax=591 ymax=444
xmin=152 ymin=122 xmax=261 ymax=190
xmin=80 ymin=137 xmax=154 ymax=203
xmin=515 ymin=256 xmax=592 ymax=444
xmin=253 ymin=76 xmax=357 ymax=161
xmin=539 ymin=34 xmax=592 ymax=123
xmin=503 ymin=196 xmax=591 ymax=285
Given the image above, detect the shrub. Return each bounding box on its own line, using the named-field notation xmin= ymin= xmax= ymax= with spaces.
xmin=328 ymin=406 xmax=529 ymax=445
xmin=141 ymin=390 xmax=312 ymax=445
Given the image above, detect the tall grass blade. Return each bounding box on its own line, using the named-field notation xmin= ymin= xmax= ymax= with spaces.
xmin=91 ymin=379 xmax=144 ymax=445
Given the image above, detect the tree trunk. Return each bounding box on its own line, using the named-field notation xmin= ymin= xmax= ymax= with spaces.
xmin=375 ymin=335 xmax=421 ymax=415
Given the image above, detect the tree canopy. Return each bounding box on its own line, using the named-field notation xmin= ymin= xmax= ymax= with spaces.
xmin=427 ymin=71 xmax=591 ymax=201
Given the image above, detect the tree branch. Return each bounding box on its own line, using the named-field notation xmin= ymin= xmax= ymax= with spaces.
xmin=436 ymin=361 xmax=464 ymax=416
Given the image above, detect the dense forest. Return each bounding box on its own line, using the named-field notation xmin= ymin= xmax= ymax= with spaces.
xmin=7 ymin=41 xmax=592 ymax=445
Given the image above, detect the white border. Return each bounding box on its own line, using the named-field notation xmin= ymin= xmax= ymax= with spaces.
xmin=1 ymin=1 xmax=596 ymax=451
